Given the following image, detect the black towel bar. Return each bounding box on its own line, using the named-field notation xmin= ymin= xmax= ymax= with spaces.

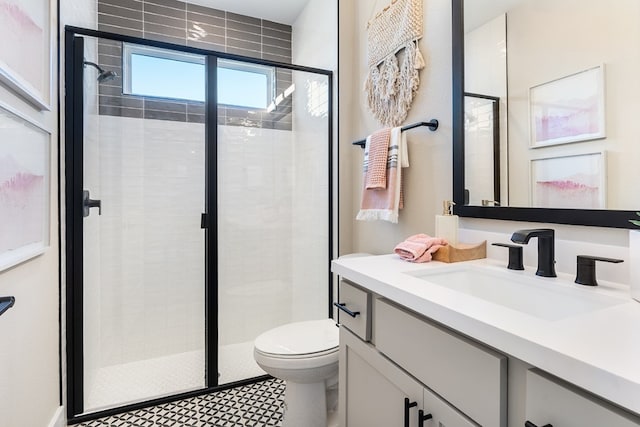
xmin=352 ymin=119 xmax=439 ymax=148
xmin=0 ymin=296 xmax=15 ymax=317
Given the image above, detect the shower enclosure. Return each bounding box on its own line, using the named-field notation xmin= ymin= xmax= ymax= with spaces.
xmin=65 ymin=26 xmax=332 ymax=421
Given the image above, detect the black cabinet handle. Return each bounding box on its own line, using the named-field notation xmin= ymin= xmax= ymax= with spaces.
xmin=333 ymin=302 xmax=360 ymax=318
xmin=525 ymin=421 xmax=552 ymax=427
xmin=404 ymin=398 xmax=417 ymax=427
xmin=0 ymin=296 xmax=15 ymax=317
xmin=418 ymin=409 xmax=433 ymax=427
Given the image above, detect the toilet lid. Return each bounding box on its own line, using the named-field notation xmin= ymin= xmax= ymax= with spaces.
xmin=254 ymin=319 xmax=339 ymax=356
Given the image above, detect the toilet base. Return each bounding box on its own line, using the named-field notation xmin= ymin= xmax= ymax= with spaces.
xmin=282 ymin=380 xmax=327 ymax=427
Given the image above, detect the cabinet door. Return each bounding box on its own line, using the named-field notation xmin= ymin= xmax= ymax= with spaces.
xmin=376 ymin=298 xmax=506 ymax=427
xmin=526 ymin=369 xmax=640 ymax=427
xmin=422 ymin=386 xmax=477 ymax=427
xmin=340 ymin=327 xmax=423 ymax=427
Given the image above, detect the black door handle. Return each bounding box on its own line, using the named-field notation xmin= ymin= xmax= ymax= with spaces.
xmin=418 ymin=409 xmax=433 ymax=427
xmin=83 ymin=190 xmax=101 ymax=217
xmin=525 ymin=421 xmax=552 ymax=427
xmin=404 ymin=398 xmax=417 ymax=427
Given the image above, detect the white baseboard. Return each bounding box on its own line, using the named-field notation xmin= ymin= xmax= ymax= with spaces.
xmin=47 ymin=406 xmax=65 ymax=427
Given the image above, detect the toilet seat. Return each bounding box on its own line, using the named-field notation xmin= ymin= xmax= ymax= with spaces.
xmin=254 ymin=318 xmax=339 ymax=358
xmin=253 ymin=319 xmax=340 ymax=426
xmin=255 ymin=346 xmax=338 ymax=360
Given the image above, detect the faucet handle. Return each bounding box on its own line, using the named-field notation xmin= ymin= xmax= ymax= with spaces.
xmin=492 ymin=243 xmax=524 ymax=270
xmin=575 ymin=255 xmax=624 ymax=286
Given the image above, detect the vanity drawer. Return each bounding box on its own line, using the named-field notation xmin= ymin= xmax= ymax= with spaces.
xmin=526 ymin=369 xmax=640 ymax=427
xmin=375 ymin=298 xmax=507 ymax=427
xmin=336 ymin=280 xmax=371 ymax=341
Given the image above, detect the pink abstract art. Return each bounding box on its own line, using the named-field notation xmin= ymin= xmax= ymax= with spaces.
xmin=531 ymin=153 xmax=605 ymax=209
xmin=530 ymin=66 xmax=605 ymax=147
xmin=0 ymin=105 xmax=49 ymax=271
xmin=0 ymin=156 xmax=45 ymax=253
xmin=534 ymin=95 xmax=600 ymax=142
xmin=0 ymin=0 xmax=49 ymax=108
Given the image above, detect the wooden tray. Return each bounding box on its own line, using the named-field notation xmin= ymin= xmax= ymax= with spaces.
xmin=433 ymin=241 xmax=487 ymax=263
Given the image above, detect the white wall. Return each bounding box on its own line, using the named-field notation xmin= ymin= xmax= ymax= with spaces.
xmin=339 ymin=0 xmax=630 ymax=272
xmin=339 ymin=0 xmax=453 ymax=254
xmin=0 ymin=4 xmax=62 ymax=427
xmin=290 ymin=0 xmax=336 ymax=321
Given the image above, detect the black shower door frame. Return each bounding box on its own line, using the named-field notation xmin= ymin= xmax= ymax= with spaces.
xmin=64 ymin=25 xmax=334 ymax=424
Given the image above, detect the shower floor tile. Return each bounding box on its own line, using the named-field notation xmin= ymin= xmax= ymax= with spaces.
xmin=85 ymin=341 xmax=267 ymax=412
xmin=75 ymin=378 xmax=286 ymax=427
xmin=85 ymin=350 xmax=206 ymax=411
xmin=218 ymin=341 xmax=267 ymax=384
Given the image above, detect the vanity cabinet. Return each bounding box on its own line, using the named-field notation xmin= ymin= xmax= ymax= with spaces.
xmin=338 ymin=283 xmax=507 ymax=427
xmin=333 ymin=256 xmax=640 ymax=426
xmin=525 ymin=369 xmax=640 ymax=427
xmin=340 ymin=326 xmax=476 ymax=427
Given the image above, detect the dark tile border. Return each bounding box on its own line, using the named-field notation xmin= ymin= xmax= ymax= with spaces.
xmin=97 ymin=0 xmax=293 ymax=129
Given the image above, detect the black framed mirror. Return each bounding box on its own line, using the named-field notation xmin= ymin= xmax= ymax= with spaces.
xmin=452 ymin=0 xmax=637 ymax=229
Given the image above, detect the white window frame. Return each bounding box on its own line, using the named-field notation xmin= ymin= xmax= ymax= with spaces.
xmin=122 ymin=43 xmax=275 ymax=109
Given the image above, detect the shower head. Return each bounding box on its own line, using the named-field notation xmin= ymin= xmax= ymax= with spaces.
xmin=97 ymin=69 xmax=118 ymax=83
xmin=83 ymin=60 xmax=118 ymax=83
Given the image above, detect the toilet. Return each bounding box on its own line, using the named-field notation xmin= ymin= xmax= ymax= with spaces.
xmin=254 ymin=318 xmax=339 ymax=427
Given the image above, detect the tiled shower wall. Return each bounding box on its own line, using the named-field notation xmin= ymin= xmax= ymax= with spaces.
xmin=96 ymin=0 xmax=293 ymax=129
xmin=93 ymin=118 xmax=298 ymax=364
xmin=95 ymin=115 xmax=206 ymax=366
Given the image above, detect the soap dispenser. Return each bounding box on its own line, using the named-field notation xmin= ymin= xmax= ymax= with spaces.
xmin=435 ymin=200 xmax=458 ymax=245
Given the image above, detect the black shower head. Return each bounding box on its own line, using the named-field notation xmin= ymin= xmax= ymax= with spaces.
xmin=83 ymin=60 xmax=118 ymax=83
xmin=96 ymin=69 xmax=118 ymax=83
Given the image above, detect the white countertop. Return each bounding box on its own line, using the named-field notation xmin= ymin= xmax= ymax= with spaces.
xmin=332 ymin=254 xmax=640 ymax=415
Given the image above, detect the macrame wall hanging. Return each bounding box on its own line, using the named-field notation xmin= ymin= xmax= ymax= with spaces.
xmin=365 ymin=0 xmax=424 ymax=127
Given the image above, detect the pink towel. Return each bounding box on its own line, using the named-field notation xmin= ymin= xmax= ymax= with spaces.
xmin=356 ymin=127 xmax=407 ymax=223
xmin=364 ymin=127 xmax=391 ymax=189
xmin=394 ymin=234 xmax=448 ymax=263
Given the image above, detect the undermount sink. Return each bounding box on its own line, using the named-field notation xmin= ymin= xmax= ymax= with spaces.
xmin=408 ymin=265 xmax=627 ymax=321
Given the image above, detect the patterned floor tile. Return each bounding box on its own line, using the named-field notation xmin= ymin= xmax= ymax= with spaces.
xmin=76 ymin=379 xmax=285 ymax=427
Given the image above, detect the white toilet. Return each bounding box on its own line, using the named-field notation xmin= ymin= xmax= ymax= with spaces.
xmin=254 ymin=318 xmax=339 ymax=427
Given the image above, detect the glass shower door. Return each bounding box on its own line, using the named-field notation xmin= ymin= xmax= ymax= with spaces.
xmin=69 ymin=31 xmax=333 ymax=415
xmin=81 ymin=36 xmax=207 ymax=412
xmin=216 ymin=60 xmax=331 ymax=384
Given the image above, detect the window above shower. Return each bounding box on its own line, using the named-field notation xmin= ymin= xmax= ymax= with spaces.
xmin=122 ymin=44 xmax=276 ymax=110
xmin=94 ymin=0 xmax=293 ymax=129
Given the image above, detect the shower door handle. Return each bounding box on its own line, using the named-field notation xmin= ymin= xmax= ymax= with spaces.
xmin=83 ymin=190 xmax=102 ymax=217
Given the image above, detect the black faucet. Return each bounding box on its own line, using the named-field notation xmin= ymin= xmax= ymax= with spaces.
xmin=510 ymin=229 xmax=557 ymax=277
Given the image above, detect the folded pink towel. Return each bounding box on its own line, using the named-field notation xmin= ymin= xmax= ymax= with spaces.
xmin=394 ymin=234 xmax=448 ymax=263
xmin=364 ymin=127 xmax=391 ymax=189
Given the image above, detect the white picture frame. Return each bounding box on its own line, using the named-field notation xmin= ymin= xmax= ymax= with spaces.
xmin=529 ymin=65 xmax=605 ymax=148
xmin=530 ymin=151 xmax=606 ymax=209
xmin=0 ymin=102 xmax=51 ymax=271
xmin=0 ymin=0 xmax=54 ymax=110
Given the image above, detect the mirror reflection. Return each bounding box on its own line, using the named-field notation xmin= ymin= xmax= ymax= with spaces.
xmin=463 ymin=0 xmax=640 ymax=210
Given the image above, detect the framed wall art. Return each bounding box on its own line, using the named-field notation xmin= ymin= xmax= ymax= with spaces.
xmin=530 ymin=151 xmax=606 ymax=209
xmin=0 ymin=102 xmax=51 ymax=271
xmin=529 ymin=65 xmax=605 ymax=148
xmin=0 ymin=0 xmax=54 ymax=110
